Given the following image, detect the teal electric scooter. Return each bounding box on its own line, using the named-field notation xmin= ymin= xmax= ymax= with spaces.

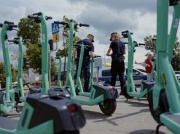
xmin=121 ymin=31 xmax=155 ymax=101
xmin=8 ymin=37 xmax=29 ymax=112
xmin=147 ymin=1 xmax=180 ymax=133
xmin=0 ymin=21 xmax=18 ymax=115
xmin=0 ymin=12 xmax=85 ymax=134
xmin=74 ymin=44 xmax=101 ymax=95
xmin=54 ymin=20 xmax=118 ymax=115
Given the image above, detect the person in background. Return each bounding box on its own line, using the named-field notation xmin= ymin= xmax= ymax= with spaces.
xmin=143 ymin=52 xmax=153 ymax=82
xmin=73 ymin=34 xmax=95 ymax=92
xmin=106 ymin=32 xmax=126 ymax=95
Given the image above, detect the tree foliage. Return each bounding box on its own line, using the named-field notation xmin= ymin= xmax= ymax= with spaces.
xmin=56 ymin=16 xmax=81 ymax=57
xmin=144 ymin=35 xmax=180 ymax=70
xmin=0 ymin=62 xmax=17 ymax=88
xmin=50 ymin=57 xmax=57 ymax=81
xmin=144 ymin=35 xmax=156 ymax=52
xmin=17 ymin=18 xmax=57 ymax=79
xmin=18 ymin=18 xmax=41 ymax=73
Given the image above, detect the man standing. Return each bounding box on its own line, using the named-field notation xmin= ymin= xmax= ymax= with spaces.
xmin=74 ymin=34 xmax=95 ymax=92
xmin=106 ymin=32 xmax=126 ymax=95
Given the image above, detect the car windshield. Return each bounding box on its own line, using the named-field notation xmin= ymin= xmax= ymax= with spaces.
xmin=175 ymin=71 xmax=180 ymax=74
xmin=136 ymin=68 xmax=146 ymax=73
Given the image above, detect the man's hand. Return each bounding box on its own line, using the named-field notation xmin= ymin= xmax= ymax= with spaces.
xmin=106 ymin=53 xmax=111 ymax=56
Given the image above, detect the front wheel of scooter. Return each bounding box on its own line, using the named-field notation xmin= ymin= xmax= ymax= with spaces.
xmin=99 ymin=99 xmax=117 ymax=115
xmin=122 ymin=85 xmax=134 ymax=99
xmin=147 ymin=89 xmax=169 ymax=123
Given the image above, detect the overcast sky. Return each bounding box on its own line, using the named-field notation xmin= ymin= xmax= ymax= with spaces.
xmin=0 ymin=0 xmax=178 ymax=67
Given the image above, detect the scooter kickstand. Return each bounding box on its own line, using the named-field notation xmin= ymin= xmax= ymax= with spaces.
xmin=156 ymin=123 xmax=164 ymax=134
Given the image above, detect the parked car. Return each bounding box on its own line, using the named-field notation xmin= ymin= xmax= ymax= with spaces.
xmin=175 ymin=71 xmax=180 ymax=82
xmin=12 ymin=82 xmax=18 ymax=88
xmin=97 ymin=67 xmax=147 ymax=86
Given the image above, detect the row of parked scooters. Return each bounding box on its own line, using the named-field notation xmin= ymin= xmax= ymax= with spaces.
xmin=0 ymin=0 xmax=180 ymax=134
xmin=0 ymin=12 xmax=119 ymax=134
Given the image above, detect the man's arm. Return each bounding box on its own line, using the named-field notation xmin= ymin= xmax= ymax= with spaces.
xmin=89 ymin=51 xmax=95 ymax=58
xmin=106 ymin=47 xmax=112 ymax=56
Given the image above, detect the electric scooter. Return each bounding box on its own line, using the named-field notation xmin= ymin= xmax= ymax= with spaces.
xmin=27 ymin=13 xmax=70 ymax=97
xmin=121 ymin=30 xmax=155 ymax=101
xmin=148 ymin=0 xmax=180 ymax=133
xmin=74 ymin=44 xmax=101 ymax=95
xmin=8 ymin=37 xmax=25 ymax=102
xmin=0 ymin=12 xmax=86 ymax=134
xmin=0 ymin=21 xmax=18 ymax=115
xmin=8 ymin=37 xmax=29 ymax=112
xmin=54 ymin=20 xmax=118 ymax=115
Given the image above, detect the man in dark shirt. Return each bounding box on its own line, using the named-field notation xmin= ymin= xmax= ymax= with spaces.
xmin=106 ymin=32 xmax=126 ymax=95
xmin=74 ymin=34 xmax=95 ymax=92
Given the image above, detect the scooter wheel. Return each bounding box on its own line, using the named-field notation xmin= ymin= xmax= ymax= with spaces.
xmin=147 ymin=89 xmax=169 ymax=123
xmin=122 ymin=85 xmax=134 ymax=99
xmin=99 ymin=99 xmax=116 ymax=115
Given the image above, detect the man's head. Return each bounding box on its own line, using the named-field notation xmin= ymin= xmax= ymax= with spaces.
xmin=87 ymin=34 xmax=94 ymax=42
xmin=110 ymin=32 xmax=120 ymax=41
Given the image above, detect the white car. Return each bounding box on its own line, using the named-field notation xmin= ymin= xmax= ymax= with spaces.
xmin=97 ymin=67 xmax=147 ymax=86
xmin=12 ymin=82 xmax=18 ymax=88
xmin=175 ymin=71 xmax=180 ymax=82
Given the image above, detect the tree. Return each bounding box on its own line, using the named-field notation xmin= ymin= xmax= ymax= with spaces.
xmin=50 ymin=57 xmax=57 ymax=81
xmin=18 ymin=18 xmax=41 ymax=73
xmin=144 ymin=35 xmax=180 ymax=70
xmin=0 ymin=62 xmax=17 ymax=88
xmin=56 ymin=16 xmax=81 ymax=57
xmin=17 ymin=18 xmax=57 ymax=78
xmin=144 ymin=35 xmax=156 ymax=52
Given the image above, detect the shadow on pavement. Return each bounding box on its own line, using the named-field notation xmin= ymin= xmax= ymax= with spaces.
xmin=129 ymin=129 xmax=167 ymax=134
xmin=126 ymin=101 xmax=149 ymax=107
xmin=83 ymin=108 xmax=149 ymax=126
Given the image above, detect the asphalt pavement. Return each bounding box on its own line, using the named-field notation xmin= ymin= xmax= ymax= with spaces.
xmin=8 ymin=91 xmax=172 ymax=134
xmin=80 ymin=95 xmax=172 ymax=134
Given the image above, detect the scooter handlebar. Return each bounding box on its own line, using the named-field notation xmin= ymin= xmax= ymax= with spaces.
xmin=33 ymin=12 xmax=42 ymax=16
xmin=46 ymin=16 xmax=52 ymax=20
xmin=4 ymin=21 xmax=14 ymax=25
xmin=8 ymin=40 xmax=15 ymax=42
xmin=10 ymin=24 xmax=17 ymax=28
xmin=79 ymin=23 xmax=89 ymax=27
xmin=14 ymin=37 xmax=20 ymax=40
xmin=28 ymin=15 xmax=38 ymax=19
xmin=138 ymin=43 xmax=145 ymax=46
xmin=54 ymin=21 xmax=67 ymax=25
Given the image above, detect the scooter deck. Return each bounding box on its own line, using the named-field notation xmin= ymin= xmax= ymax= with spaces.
xmin=71 ymin=94 xmax=104 ymax=106
xmin=128 ymin=89 xmax=148 ymax=98
xmin=6 ymin=101 xmax=15 ymax=107
xmin=161 ymin=112 xmax=180 ymax=134
xmin=78 ymin=92 xmax=91 ymax=97
xmin=0 ymin=117 xmax=18 ymax=130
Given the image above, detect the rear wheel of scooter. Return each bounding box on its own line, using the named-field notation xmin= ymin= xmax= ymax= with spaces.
xmin=147 ymin=89 xmax=169 ymax=123
xmin=122 ymin=85 xmax=134 ymax=99
xmin=99 ymin=99 xmax=116 ymax=115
